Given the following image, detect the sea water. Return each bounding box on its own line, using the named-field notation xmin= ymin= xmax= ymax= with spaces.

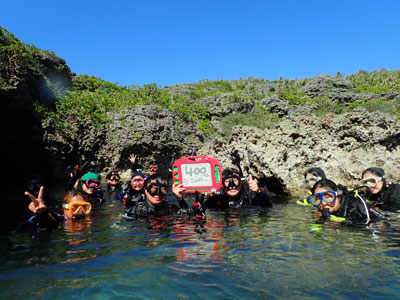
xmin=1 ymin=199 xmax=399 ymax=299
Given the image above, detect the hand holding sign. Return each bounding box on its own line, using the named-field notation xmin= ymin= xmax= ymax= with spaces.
xmin=172 ymin=183 xmax=185 ymax=199
xmin=172 ymin=156 xmax=222 ymax=193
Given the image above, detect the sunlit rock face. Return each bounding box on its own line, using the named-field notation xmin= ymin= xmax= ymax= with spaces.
xmin=198 ymin=111 xmax=400 ymax=198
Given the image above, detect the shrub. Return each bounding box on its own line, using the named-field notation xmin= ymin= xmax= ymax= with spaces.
xmin=220 ymin=104 xmax=281 ymax=139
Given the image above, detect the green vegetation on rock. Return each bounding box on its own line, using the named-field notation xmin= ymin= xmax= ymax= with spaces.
xmin=3 ymin=26 xmax=400 ymax=140
xmin=0 ymin=26 xmax=54 ymax=84
xmin=220 ymin=104 xmax=281 ymax=139
xmin=347 ymin=69 xmax=400 ymax=93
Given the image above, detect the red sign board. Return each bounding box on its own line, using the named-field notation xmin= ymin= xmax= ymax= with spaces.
xmin=172 ymin=156 xmax=222 ymax=193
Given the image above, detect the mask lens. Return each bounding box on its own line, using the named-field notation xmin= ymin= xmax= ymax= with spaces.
xmin=309 ymin=194 xmax=322 ymax=207
xmin=360 ymin=177 xmax=379 ymax=188
xmin=147 ymin=183 xmax=167 ymax=197
xmin=69 ymin=202 xmax=92 ymax=215
xmin=86 ymin=180 xmax=100 ymax=188
xmin=309 ymin=191 xmax=337 ymax=207
xmin=223 ymin=176 xmax=241 ymax=188
xmin=303 ymin=176 xmax=320 ymax=188
xmin=110 ymin=176 xmax=119 ymax=181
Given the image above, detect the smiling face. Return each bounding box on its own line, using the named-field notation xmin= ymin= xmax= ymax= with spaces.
xmin=107 ymin=173 xmax=120 ymax=186
xmin=82 ymin=180 xmax=100 ymax=195
xmin=144 ymin=179 xmax=167 ymax=206
xmin=361 ymin=172 xmax=384 ymax=195
xmin=131 ymin=176 xmax=145 ymax=191
xmin=64 ymin=194 xmax=91 ymax=219
xmin=222 ymin=175 xmax=242 ymax=199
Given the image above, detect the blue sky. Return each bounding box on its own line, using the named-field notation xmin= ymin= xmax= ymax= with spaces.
xmin=2 ymin=0 xmax=399 ymax=87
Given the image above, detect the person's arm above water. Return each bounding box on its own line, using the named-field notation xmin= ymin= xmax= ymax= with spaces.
xmin=25 ymin=186 xmax=59 ymax=228
xmin=172 ymin=183 xmax=189 ymax=209
xmin=248 ymin=174 xmax=272 ymax=208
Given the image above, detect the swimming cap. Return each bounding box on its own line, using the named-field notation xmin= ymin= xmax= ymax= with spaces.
xmin=82 ymin=172 xmax=100 ymax=181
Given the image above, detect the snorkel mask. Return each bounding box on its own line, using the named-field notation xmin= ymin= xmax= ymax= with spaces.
xmin=222 ymin=169 xmax=242 ymax=189
xmin=146 ymin=182 xmax=167 ymax=197
xmin=63 ymin=202 xmax=92 ymax=215
xmin=359 ymin=176 xmax=384 ymax=188
xmin=83 ymin=179 xmax=101 ymax=189
xmin=149 ymin=164 xmax=158 ymax=173
xmin=131 ymin=176 xmax=144 ymax=189
xmin=308 ymin=190 xmax=341 ymax=207
xmin=303 ymin=176 xmax=322 ymax=188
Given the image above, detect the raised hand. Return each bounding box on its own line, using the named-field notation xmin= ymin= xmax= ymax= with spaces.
xmin=128 ymin=153 xmax=137 ymax=165
xmin=248 ymin=174 xmax=261 ymax=194
xmin=25 ymin=186 xmax=47 ymax=214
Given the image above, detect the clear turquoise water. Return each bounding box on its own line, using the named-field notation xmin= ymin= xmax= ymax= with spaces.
xmin=1 ymin=200 xmax=400 ymax=299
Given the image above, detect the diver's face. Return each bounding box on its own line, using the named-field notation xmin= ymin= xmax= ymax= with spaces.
xmin=304 ymin=173 xmax=320 ymax=191
xmin=64 ymin=195 xmax=90 ymax=219
xmin=223 ymin=176 xmax=242 ymax=199
xmin=144 ymin=179 xmax=167 ymax=206
xmin=107 ymin=174 xmax=120 ymax=186
xmin=82 ymin=182 xmax=97 ymax=195
xmin=314 ymin=186 xmax=341 ymax=213
xmin=362 ymin=172 xmax=384 ymax=195
xmin=131 ymin=176 xmax=144 ymax=191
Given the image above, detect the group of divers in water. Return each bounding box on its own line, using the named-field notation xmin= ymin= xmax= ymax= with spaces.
xmin=20 ymin=153 xmax=400 ymax=232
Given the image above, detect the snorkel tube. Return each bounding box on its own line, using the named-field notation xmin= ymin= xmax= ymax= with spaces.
xmin=66 ymin=160 xmax=96 ymax=191
xmin=226 ymin=153 xmax=252 ymax=205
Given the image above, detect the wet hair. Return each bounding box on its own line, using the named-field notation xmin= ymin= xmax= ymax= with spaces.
xmin=361 ymin=167 xmax=386 ymax=183
xmin=144 ymin=173 xmax=168 ymax=187
xmin=304 ymin=167 xmax=326 ymax=180
xmin=311 ymin=179 xmax=338 ymax=194
xmin=131 ymin=171 xmax=145 ymax=179
xmin=222 ymin=168 xmax=241 ymax=180
xmin=62 ymin=189 xmax=88 ymax=204
xmin=106 ymin=171 xmax=120 ymax=180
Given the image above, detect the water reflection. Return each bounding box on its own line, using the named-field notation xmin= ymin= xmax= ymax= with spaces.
xmin=1 ymin=201 xmax=400 ymax=299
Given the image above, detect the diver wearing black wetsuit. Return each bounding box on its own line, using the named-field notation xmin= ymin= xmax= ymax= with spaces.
xmin=203 ymin=168 xmax=272 ymax=210
xmin=365 ymin=182 xmax=400 ymax=212
xmin=310 ymin=180 xmax=386 ymax=225
xmin=124 ymin=173 xmax=189 ymax=219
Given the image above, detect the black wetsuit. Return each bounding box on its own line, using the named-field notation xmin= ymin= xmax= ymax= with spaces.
xmin=76 ymin=187 xmax=105 ymax=208
xmin=203 ymin=189 xmax=272 ymax=210
xmin=16 ymin=210 xmax=62 ymax=233
xmin=103 ymin=183 xmax=123 ymax=201
xmin=124 ymin=199 xmax=181 ymax=219
xmin=365 ymin=182 xmax=400 ymax=212
xmin=325 ymin=192 xmax=386 ymax=224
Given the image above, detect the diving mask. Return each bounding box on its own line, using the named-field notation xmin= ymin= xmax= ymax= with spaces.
xmin=308 ymin=191 xmax=338 ymax=207
xmin=63 ymin=202 xmax=92 ymax=215
xmin=84 ymin=179 xmax=101 ymax=189
xmin=146 ymin=183 xmax=167 ymax=197
xmin=303 ymin=176 xmax=321 ymax=188
xmin=359 ymin=176 xmax=383 ymax=188
xmin=223 ymin=175 xmax=241 ymax=189
xmin=131 ymin=177 xmax=144 ymax=188
xmin=109 ymin=176 xmax=120 ymax=181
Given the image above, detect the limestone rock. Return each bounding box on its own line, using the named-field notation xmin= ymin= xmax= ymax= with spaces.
xmin=198 ymin=111 xmax=400 ymax=197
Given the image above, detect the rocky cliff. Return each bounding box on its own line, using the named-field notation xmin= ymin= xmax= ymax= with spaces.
xmin=198 ymin=111 xmax=400 ymax=197
xmin=2 ymin=27 xmax=400 ymax=197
